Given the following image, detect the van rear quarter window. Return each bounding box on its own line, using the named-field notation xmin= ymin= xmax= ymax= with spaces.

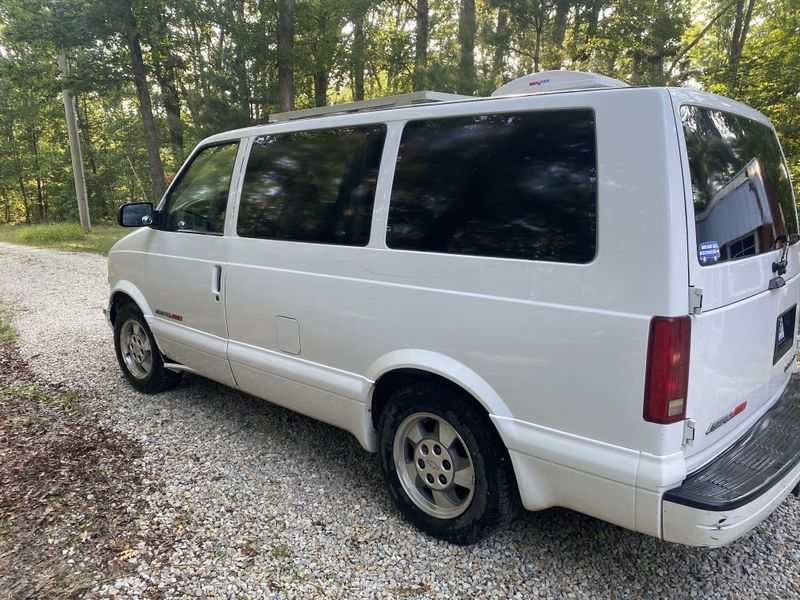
xmin=237 ymin=125 xmax=386 ymax=245
xmin=386 ymin=110 xmax=597 ymax=263
xmin=681 ymin=105 xmax=798 ymax=265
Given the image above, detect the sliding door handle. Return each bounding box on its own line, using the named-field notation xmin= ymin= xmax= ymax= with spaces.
xmin=211 ymin=265 xmax=222 ymax=299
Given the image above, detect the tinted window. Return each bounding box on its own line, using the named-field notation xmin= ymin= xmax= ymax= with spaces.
xmin=682 ymin=106 xmax=798 ymax=265
xmin=237 ymin=125 xmax=386 ymax=245
xmin=387 ymin=111 xmax=597 ymax=263
xmin=164 ymin=143 xmax=239 ymax=234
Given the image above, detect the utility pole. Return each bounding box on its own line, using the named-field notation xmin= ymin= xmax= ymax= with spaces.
xmin=58 ymin=54 xmax=91 ymax=232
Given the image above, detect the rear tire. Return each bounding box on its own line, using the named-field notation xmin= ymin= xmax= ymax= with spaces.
xmin=113 ymin=304 xmax=180 ymax=394
xmin=378 ymin=380 xmax=518 ymax=545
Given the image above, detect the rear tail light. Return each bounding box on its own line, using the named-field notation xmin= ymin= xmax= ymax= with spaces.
xmin=643 ymin=316 xmax=691 ymax=424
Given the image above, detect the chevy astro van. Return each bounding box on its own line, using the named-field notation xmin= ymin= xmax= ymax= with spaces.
xmin=107 ymin=71 xmax=800 ymax=546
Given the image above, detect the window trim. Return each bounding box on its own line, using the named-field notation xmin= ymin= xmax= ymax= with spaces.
xmin=234 ymin=123 xmax=388 ymax=247
xmin=159 ymin=140 xmax=241 ymax=237
xmin=384 ymin=108 xmax=599 ymax=265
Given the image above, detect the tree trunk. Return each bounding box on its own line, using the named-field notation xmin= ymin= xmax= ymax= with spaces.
xmin=121 ymin=0 xmax=167 ymax=202
xmin=28 ymin=125 xmax=46 ymax=222
xmin=353 ymin=14 xmax=365 ymax=100
xmin=532 ymin=0 xmax=548 ymax=72
xmin=491 ymin=7 xmax=508 ymax=85
xmin=189 ymin=17 xmax=210 ymax=97
xmin=728 ymin=0 xmax=756 ymax=91
xmin=76 ymin=96 xmax=104 ymax=217
xmin=232 ymin=0 xmax=251 ymax=118
xmin=547 ymin=0 xmax=570 ymax=69
xmin=313 ymin=6 xmax=328 ymax=107
xmin=413 ymin=0 xmax=428 ymax=91
xmin=277 ymin=0 xmax=295 ymax=112
xmin=458 ymin=0 xmax=476 ymax=95
xmin=160 ymin=79 xmax=184 ymax=165
xmin=667 ymin=0 xmax=739 ymax=79
xmin=572 ymin=0 xmax=602 ymax=64
xmin=216 ymin=0 xmax=226 ymax=72
xmin=5 ymin=124 xmax=30 ymax=224
xmin=153 ymin=9 xmax=185 ymax=164
xmin=16 ymin=173 xmax=30 ymax=225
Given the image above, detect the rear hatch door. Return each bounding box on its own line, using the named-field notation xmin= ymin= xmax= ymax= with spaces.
xmin=672 ymin=92 xmax=800 ymax=467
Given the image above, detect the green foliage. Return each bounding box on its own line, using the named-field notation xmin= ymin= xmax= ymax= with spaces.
xmin=0 ymin=302 xmax=16 ymax=344
xmin=0 ymin=224 xmax=127 ymax=254
xmin=0 ymin=0 xmax=797 ymax=227
xmin=18 ymin=223 xmax=87 ymax=245
xmin=684 ymin=0 xmax=800 ymax=196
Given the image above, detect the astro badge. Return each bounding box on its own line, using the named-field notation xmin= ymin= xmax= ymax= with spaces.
xmin=699 ymin=241 xmax=720 ymax=265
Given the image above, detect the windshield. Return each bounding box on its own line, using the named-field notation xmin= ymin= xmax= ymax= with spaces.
xmin=682 ymin=105 xmax=798 ymax=266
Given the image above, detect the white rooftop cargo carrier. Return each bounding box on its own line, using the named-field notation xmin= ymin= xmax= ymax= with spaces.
xmin=108 ymin=70 xmax=800 ymax=548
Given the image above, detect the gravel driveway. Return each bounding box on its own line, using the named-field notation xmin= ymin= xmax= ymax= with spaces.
xmin=0 ymin=241 xmax=798 ymax=599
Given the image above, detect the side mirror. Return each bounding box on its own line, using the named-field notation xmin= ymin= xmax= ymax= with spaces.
xmin=119 ymin=202 xmax=155 ymax=228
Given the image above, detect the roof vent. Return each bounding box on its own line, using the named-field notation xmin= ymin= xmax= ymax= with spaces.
xmin=492 ymin=70 xmax=629 ymax=97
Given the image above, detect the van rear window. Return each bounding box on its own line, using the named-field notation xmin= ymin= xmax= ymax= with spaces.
xmin=386 ymin=110 xmax=597 ymax=263
xmin=682 ymin=106 xmax=798 ymax=266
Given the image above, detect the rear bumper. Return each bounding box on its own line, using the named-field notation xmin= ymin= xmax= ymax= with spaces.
xmin=662 ymin=387 xmax=800 ymax=547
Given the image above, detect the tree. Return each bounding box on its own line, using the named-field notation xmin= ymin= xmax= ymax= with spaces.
xmin=0 ymin=0 xmax=797 ymax=227
xmin=413 ymin=0 xmax=428 ymax=90
xmin=278 ymin=0 xmax=295 ymax=112
xmin=150 ymin=5 xmax=186 ymax=165
xmin=458 ymin=0 xmax=476 ymax=94
xmin=121 ymin=0 xmax=167 ymax=201
xmin=727 ymin=0 xmax=756 ymax=91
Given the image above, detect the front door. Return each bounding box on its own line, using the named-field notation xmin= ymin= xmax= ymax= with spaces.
xmin=142 ymin=141 xmax=242 ymax=386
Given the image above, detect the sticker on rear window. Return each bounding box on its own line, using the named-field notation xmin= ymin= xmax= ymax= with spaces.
xmin=699 ymin=241 xmax=720 ymax=265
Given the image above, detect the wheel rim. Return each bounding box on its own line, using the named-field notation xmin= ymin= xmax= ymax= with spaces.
xmin=119 ymin=318 xmax=153 ymax=380
xmin=393 ymin=412 xmax=475 ymax=519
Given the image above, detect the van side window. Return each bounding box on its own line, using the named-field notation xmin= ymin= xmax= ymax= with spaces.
xmin=386 ymin=111 xmax=597 ymax=263
xmin=237 ymin=125 xmax=386 ymax=245
xmin=163 ymin=142 xmax=239 ymax=235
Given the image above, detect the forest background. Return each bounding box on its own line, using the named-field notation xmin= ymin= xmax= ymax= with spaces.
xmin=0 ymin=0 xmax=797 ymax=225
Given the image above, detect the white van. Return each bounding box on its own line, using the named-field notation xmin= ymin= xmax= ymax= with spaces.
xmin=107 ymin=71 xmax=800 ymax=547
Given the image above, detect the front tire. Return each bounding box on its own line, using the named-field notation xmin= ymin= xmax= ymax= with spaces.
xmin=378 ymin=380 xmax=518 ymax=545
xmin=113 ymin=304 xmax=180 ymax=394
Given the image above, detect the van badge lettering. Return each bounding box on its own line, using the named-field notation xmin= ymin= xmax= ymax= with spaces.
xmin=155 ymin=309 xmax=183 ymax=322
xmin=528 ymin=78 xmax=550 ymax=87
xmin=705 ymin=401 xmax=747 ymax=435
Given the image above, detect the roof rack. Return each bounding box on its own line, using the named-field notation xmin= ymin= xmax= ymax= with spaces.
xmin=269 ymin=90 xmax=473 ymax=123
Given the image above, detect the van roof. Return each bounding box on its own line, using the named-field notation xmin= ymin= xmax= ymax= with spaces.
xmin=199 ymin=85 xmax=772 ymax=147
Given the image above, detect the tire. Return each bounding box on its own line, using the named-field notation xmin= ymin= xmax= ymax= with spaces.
xmin=113 ymin=304 xmax=180 ymax=394
xmin=378 ymin=380 xmax=519 ymax=545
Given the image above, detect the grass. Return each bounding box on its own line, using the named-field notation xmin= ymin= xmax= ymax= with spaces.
xmin=0 ymin=223 xmax=128 ymax=255
xmin=0 ymin=301 xmax=16 ymax=344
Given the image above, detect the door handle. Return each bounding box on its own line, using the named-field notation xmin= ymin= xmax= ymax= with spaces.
xmin=211 ymin=265 xmax=222 ymax=299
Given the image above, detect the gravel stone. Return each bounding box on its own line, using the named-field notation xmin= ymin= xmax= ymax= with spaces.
xmin=1 ymin=242 xmax=799 ymax=599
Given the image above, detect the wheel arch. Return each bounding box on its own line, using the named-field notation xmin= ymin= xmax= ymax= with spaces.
xmin=108 ymin=281 xmax=154 ymax=326
xmin=362 ymin=350 xmax=513 ymax=452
